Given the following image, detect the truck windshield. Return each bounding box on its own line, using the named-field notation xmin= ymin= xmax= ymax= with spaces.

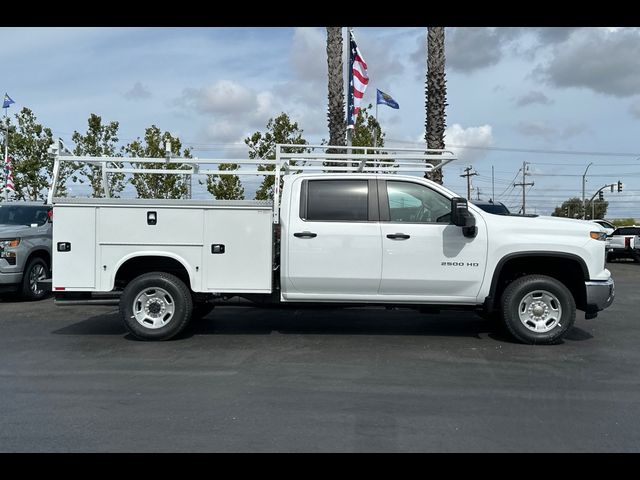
xmin=0 ymin=205 xmax=49 ymax=226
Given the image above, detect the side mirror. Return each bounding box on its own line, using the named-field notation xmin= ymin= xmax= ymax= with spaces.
xmin=451 ymin=197 xmax=477 ymax=238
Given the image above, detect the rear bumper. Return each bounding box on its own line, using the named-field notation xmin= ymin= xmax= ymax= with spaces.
xmin=606 ymin=247 xmax=639 ymax=255
xmin=585 ymin=278 xmax=615 ymax=313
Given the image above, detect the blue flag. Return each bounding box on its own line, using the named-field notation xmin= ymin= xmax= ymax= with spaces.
xmin=376 ymin=89 xmax=399 ymax=109
xmin=3 ymin=93 xmax=15 ymax=109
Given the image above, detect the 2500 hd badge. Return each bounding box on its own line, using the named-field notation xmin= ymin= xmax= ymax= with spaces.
xmin=441 ymin=261 xmax=480 ymax=267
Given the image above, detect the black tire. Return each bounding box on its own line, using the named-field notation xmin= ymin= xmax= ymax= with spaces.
xmin=21 ymin=257 xmax=49 ymax=301
xmin=192 ymin=303 xmax=215 ymax=320
xmin=119 ymin=272 xmax=193 ymax=341
xmin=501 ymin=275 xmax=576 ymax=345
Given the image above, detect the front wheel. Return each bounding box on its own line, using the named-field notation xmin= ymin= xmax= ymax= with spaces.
xmin=119 ymin=272 xmax=193 ymax=341
xmin=501 ymin=275 xmax=576 ymax=345
xmin=21 ymin=257 xmax=49 ymax=300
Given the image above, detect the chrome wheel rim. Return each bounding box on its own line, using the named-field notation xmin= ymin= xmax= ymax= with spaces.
xmin=518 ymin=289 xmax=562 ymax=333
xmin=29 ymin=264 xmax=47 ymax=295
xmin=132 ymin=287 xmax=175 ymax=329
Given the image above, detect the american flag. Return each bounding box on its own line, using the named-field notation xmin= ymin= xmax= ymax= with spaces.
xmin=347 ymin=29 xmax=369 ymax=128
xmin=4 ymin=155 xmax=14 ymax=192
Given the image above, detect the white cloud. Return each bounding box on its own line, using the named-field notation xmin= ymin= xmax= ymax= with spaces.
xmin=444 ymin=124 xmax=494 ymax=163
xmin=179 ymin=80 xmax=256 ymax=115
xmin=174 ymin=80 xmax=281 ymax=144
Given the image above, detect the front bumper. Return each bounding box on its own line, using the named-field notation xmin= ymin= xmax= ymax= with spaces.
xmin=585 ymin=277 xmax=615 ymax=313
xmin=0 ymin=271 xmax=22 ymax=293
xmin=0 ymin=270 xmax=23 ymax=285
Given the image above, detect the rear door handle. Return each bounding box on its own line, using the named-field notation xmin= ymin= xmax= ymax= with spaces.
xmin=386 ymin=233 xmax=410 ymax=240
xmin=294 ymin=231 xmax=317 ymax=238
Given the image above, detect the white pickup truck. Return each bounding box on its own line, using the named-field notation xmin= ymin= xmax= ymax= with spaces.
xmin=606 ymin=226 xmax=640 ymax=262
xmin=45 ymin=143 xmax=614 ymax=345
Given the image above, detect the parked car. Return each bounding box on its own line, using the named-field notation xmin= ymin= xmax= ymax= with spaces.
xmin=471 ymin=200 xmax=510 ymax=215
xmin=606 ymin=225 xmax=640 ymax=263
xmin=0 ymin=202 xmax=52 ymax=299
xmin=590 ymin=219 xmax=616 ymax=236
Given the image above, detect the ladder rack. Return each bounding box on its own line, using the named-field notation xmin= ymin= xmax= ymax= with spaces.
xmin=47 ymin=142 xmax=457 ymax=224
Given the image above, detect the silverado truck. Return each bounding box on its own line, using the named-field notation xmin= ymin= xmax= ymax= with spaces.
xmin=45 ymin=143 xmax=614 ymax=345
xmin=606 ymin=226 xmax=640 ymax=262
xmin=0 ymin=202 xmax=52 ymax=299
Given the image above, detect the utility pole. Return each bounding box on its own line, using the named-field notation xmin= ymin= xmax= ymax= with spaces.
xmin=514 ymin=161 xmax=534 ymax=214
xmin=476 ymin=187 xmax=481 ymax=201
xmin=460 ymin=166 xmax=478 ymax=200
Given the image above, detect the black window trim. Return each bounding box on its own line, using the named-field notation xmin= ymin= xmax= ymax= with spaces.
xmin=378 ymin=179 xmax=454 ymax=225
xmin=299 ymin=178 xmax=379 ymax=223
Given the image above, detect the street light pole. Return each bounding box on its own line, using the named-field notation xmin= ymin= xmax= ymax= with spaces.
xmin=582 ymin=162 xmax=594 ymax=220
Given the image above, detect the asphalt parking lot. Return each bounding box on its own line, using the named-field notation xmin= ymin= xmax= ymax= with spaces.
xmin=0 ymin=262 xmax=638 ymax=452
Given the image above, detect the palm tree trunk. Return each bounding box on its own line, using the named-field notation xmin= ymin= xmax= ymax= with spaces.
xmin=425 ymin=27 xmax=447 ymax=184
xmin=326 ymin=27 xmax=346 ymax=149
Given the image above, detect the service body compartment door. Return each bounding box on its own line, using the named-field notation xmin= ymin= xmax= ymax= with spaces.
xmin=203 ymin=208 xmax=272 ymax=293
xmin=52 ymin=206 xmax=97 ymax=289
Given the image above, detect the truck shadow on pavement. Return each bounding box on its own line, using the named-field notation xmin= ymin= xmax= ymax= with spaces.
xmin=50 ymin=307 xmax=594 ymax=344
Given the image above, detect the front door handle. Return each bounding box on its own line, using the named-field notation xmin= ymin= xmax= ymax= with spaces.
xmin=294 ymin=231 xmax=317 ymax=238
xmin=386 ymin=233 xmax=410 ymax=240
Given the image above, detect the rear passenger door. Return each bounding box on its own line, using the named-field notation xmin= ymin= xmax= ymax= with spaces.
xmin=285 ymin=178 xmax=382 ymax=298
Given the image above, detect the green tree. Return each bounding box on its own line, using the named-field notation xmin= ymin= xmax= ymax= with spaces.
xmin=3 ymin=108 xmax=58 ymax=201
xmin=352 ymin=104 xmax=384 ymax=148
xmin=205 ymin=163 xmax=245 ymax=200
xmin=551 ymin=197 xmax=608 ymax=219
xmin=122 ymin=126 xmax=191 ymax=199
xmin=72 ymin=113 xmax=125 ymax=197
xmin=326 ymin=27 xmax=346 ymax=149
xmin=425 ymin=27 xmax=447 ymax=185
xmin=245 ymin=113 xmax=307 ymax=200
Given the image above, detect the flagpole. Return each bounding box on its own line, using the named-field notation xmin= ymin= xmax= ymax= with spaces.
xmin=345 ymin=26 xmax=352 ymax=150
xmin=373 ymin=101 xmax=378 ymax=149
xmin=3 ymin=106 xmax=8 ymax=202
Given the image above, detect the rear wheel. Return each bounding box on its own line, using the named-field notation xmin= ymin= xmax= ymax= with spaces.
xmin=119 ymin=272 xmax=192 ymax=341
xmin=21 ymin=257 xmax=49 ymax=300
xmin=501 ymin=275 xmax=576 ymax=345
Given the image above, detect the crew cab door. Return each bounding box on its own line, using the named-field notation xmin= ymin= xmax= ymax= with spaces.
xmin=378 ymin=179 xmax=488 ymax=301
xmin=284 ymin=178 xmax=382 ymax=298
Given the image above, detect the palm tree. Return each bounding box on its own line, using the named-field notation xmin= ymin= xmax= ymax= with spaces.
xmin=425 ymin=27 xmax=447 ymax=185
xmin=326 ymin=27 xmax=346 ymax=149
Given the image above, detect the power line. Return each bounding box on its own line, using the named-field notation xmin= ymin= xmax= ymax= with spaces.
xmin=386 ymin=138 xmax=640 ymax=158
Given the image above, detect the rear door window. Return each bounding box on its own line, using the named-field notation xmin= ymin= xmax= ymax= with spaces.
xmin=304 ymin=180 xmax=369 ymax=222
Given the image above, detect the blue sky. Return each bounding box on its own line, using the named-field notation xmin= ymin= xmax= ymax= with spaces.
xmin=2 ymin=27 xmax=640 ymax=218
